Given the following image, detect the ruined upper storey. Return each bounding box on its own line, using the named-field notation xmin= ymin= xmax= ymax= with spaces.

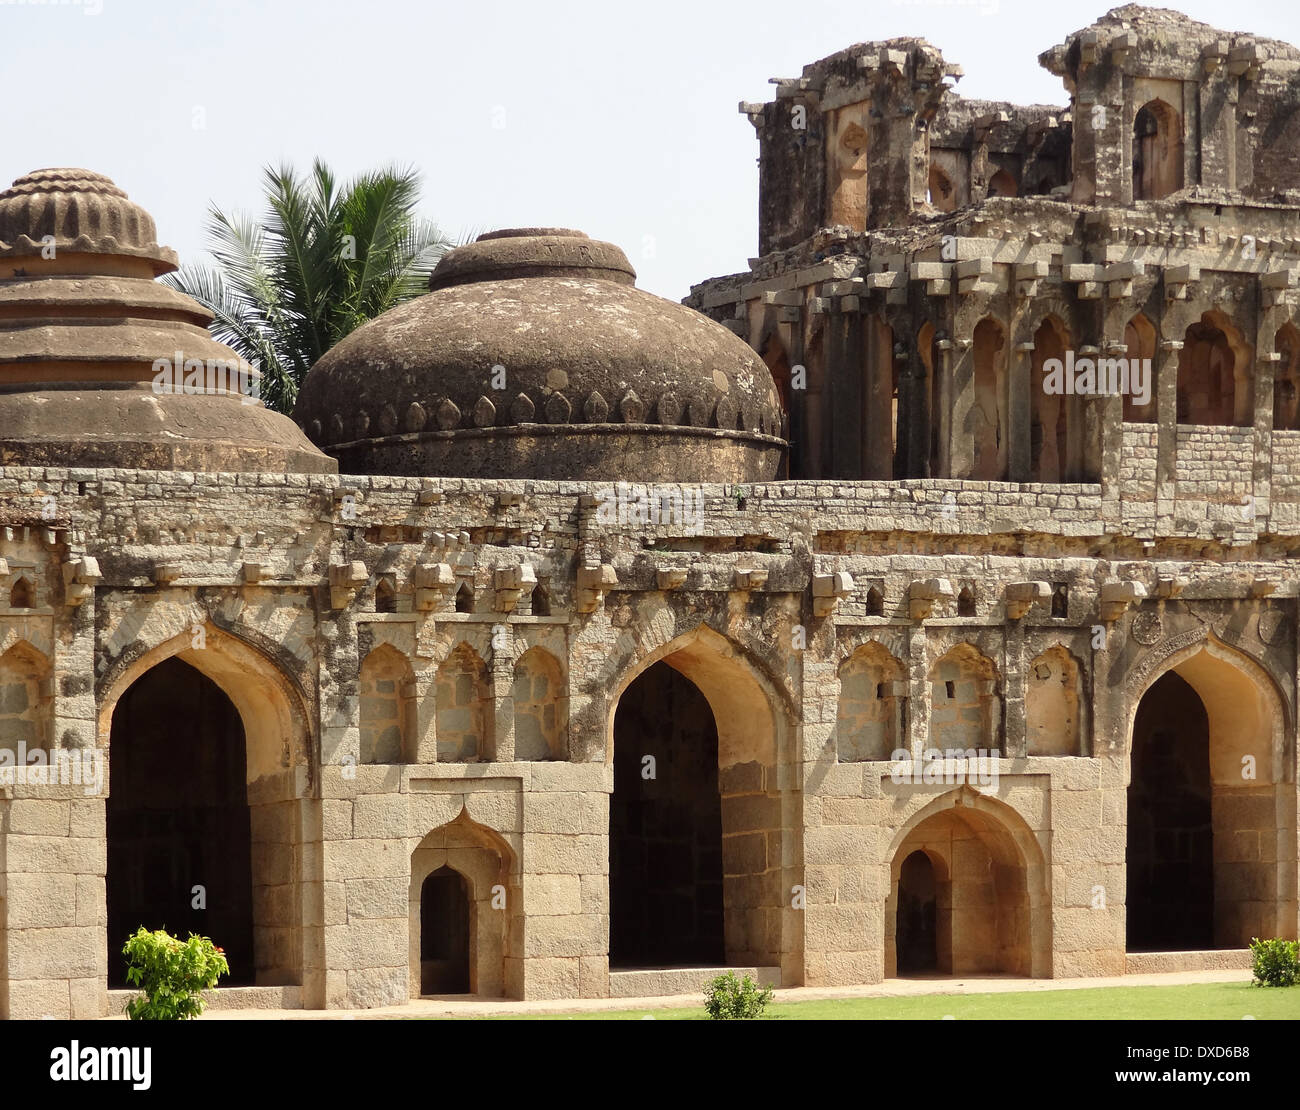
xmin=746 ymin=6 xmax=1300 ymax=254
xmin=1043 ymin=5 xmax=1300 ymax=207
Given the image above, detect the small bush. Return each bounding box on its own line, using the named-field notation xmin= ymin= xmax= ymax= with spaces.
xmin=704 ymin=971 xmax=774 ymax=1020
xmin=1249 ymin=937 xmax=1299 ymax=988
xmin=122 ymin=928 xmax=230 ymax=1020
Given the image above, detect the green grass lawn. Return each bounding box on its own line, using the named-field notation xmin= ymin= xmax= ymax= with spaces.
xmin=481 ymin=982 xmax=1300 ymax=1020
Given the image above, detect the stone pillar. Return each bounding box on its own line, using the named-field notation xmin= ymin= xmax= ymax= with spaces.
xmin=1253 ymin=292 xmax=1281 ymax=534
xmin=491 ymin=622 xmax=515 ymax=763
xmin=828 ymin=308 xmax=860 ymax=478
xmin=1009 ymin=338 xmax=1033 ymax=483
xmin=934 ymin=339 xmax=954 ymax=478
xmin=1003 ymin=620 xmax=1026 ymax=759
xmin=864 ymin=314 xmax=893 ymax=479
xmin=1155 ymin=342 xmax=1181 ymax=532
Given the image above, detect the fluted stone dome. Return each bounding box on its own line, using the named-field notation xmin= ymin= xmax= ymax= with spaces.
xmin=0 ymin=169 xmax=333 ymax=472
xmin=294 ymin=229 xmax=786 ymax=481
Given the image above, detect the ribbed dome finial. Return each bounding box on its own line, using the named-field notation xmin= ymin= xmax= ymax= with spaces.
xmin=0 ymin=167 xmax=179 ymax=272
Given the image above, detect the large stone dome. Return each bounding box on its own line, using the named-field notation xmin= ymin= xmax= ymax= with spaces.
xmin=0 ymin=168 xmax=333 ymax=473
xmin=294 ymin=229 xmax=786 ymax=481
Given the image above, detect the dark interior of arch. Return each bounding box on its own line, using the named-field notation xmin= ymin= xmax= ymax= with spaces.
xmin=420 ymin=866 xmax=470 ymax=994
xmin=1126 ymin=670 xmax=1213 ymax=951
xmin=610 ymin=661 xmax=724 ymax=968
xmin=896 ymin=850 xmax=938 ymax=974
xmin=106 ymin=657 xmax=254 ymax=987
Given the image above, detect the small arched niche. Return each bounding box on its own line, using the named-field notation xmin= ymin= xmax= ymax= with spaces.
xmin=1133 ymin=100 xmax=1184 ymax=201
xmin=9 ymin=576 xmax=35 ymax=609
xmin=928 ymin=644 xmax=999 ymax=753
xmin=1123 ymin=313 xmax=1158 ymax=423
xmin=1026 ymin=645 xmax=1084 ymax=756
xmin=511 ymin=646 xmax=566 ymax=761
xmin=436 ymin=642 xmax=492 ymax=762
xmin=359 ymin=644 xmax=416 ymax=764
xmin=836 ymin=642 xmax=906 ymax=762
xmin=987 ymin=168 xmax=1018 ymax=198
xmin=1273 ymin=322 xmax=1300 ymax=432
xmin=1178 ymin=310 xmax=1253 ymax=427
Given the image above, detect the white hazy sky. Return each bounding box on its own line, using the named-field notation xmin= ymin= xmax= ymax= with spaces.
xmin=5 ymin=0 xmax=1300 ymax=300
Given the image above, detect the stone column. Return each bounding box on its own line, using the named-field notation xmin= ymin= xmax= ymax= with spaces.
xmin=1009 ymin=338 xmax=1033 ymax=482
xmin=491 ymin=621 xmax=515 ymax=763
xmin=828 ymin=308 xmax=860 ymax=479
xmin=1003 ymin=620 xmax=1026 ymax=759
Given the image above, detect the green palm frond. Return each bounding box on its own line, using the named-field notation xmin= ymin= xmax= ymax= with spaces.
xmin=163 ymin=159 xmax=455 ymax=414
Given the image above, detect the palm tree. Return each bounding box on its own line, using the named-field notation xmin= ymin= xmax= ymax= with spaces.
xmin=165 ymin=160 xmax=454 ymax=413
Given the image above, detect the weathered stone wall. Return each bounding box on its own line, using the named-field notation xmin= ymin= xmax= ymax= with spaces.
xmin=0 ymin=462 xmax=1296 ymax=1016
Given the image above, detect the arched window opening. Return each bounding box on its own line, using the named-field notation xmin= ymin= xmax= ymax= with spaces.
xmin=1133 ymin=100 xmax=1184 ymax=201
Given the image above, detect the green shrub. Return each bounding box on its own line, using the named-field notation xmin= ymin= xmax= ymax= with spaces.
xmin=704 ymin=971 xmax=774 ymax=1019
xmin=122 ymin=928 xmax=230 ymax=1020
xmin=1249 ymin=937 xmax=1299 ymax=988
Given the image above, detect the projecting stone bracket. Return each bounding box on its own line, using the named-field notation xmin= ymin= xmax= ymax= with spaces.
xmin=733 ymin=566 xmax=769 ymax=591
xmin=329 ymin=561 xmax=368 ymax=609
xmin=955 ymin=256 xmax=997 ymax=296
xmin=413 ymin=562 xmax=456 ymax=611
xmin=1155 ymin=576 xmax=1189 ymax=598
xmin=1104 ymin=261 xmax=1144 ymax=300
xmin=1165 ymin=263 xmax=1200 ymax=300
xmin=656 ymin=568 xmax=689 ymax=591
xmin=812 ymin=571 xmax=853 ymax=618
xmin=1005 ymin=580 xmax=1051 ymax=620
xmin=1064 ymin=263 xmax=1105 ymax=300
xmin=1100 ymin=580 xmax=1147 ymax=622
xmin=909 ymin=577 xmax=954 ymax=620
xmin=1250 ymin=578 xmax=1279 ymax=598
xmin=152 ymin=562 xmax=182 ymax=586
xmin=1015 ymin=261 xmax=1048 ymax=298
xmin=494 ymin=563 xmax=537 ymax=612
xmin=1262 ymin=267 xmax=1298 ymax=308
xmin=575 ymin=564 xmax=618 ymax=613
xmin=61 ymin=556 xmax=101 ymax=606
xmin=909 ymin=261 xmax=952 ymax=297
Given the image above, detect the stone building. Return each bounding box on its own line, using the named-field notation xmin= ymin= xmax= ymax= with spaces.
xmin=0 ymin=4 xmax=1298 ymax=1018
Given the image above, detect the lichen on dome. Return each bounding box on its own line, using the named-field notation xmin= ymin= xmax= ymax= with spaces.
xmin=295 ymin=228 xmax=787 ymax=482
